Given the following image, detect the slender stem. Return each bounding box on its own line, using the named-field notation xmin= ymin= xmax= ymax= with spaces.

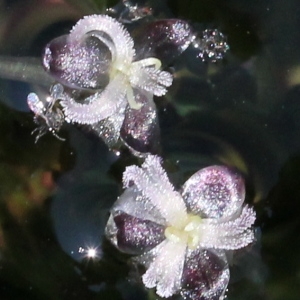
xmin=0 ymin=56 xmax=54 ymax=86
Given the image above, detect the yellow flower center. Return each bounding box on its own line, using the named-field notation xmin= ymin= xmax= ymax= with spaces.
xmin=164 ymin=214 xmax=202 ymax=250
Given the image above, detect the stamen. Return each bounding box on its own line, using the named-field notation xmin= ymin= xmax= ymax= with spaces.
xmin=133 ymin=57 xmax=162 ymax=69
xmin=164 ymin=214 xmax=202 ymax=250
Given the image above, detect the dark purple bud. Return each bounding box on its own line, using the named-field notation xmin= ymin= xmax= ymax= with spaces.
xmin=42 ymin=34 xmax=111 ymax=90
xmin=181 ymin=250 xmax=229 ymax=300
xmin=120 ymin=89 xmax=160 ymax=155
xmin=132 ymin=19 xmax=194 ymax=65
xmin=114 ymin=212 xmax=165 ymax=255
xmin=181 ymin=166 xmax=245 ymax=219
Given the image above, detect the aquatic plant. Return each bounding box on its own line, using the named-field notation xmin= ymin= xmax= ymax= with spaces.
xmin=23 ymin=4 xmax=237 ymax=298
xmin=106 ymin=155 xmax=256 ymax=299
xmin=26 ymin=12 xmax=228 ymax=154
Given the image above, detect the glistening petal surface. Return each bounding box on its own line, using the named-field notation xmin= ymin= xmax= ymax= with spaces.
xmin=69 ymin=14 xmax=135 ymax=68
xmin=181 ymin=249 xmax=229 ymax=300
xmin=123 ymin=155 xmax=187 ymax=227
xmin=120 ymin=89 xmax=160 ymax=155
xmin=199 ymin=205 xmax=256 ymax=250
xmin=60 ymin=73 xmax=128 ymax=124
xmin=142 ymin=240 xmax=186 ymax=298
xmin=181 ymin=166 xmax=245 ymax=219
xmin=133 ymin=19 xmax=194 ymax=64
xmin=113 ymin=212 xmax=165 ymax=255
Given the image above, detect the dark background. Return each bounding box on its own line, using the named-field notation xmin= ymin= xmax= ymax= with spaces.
xmin=0 ymin=0 xmax=300 ymax=299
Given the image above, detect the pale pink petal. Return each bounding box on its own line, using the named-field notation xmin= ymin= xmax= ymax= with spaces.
xmin=123 ymin=155 xmax=187 ymax=227
xmin=142 ymin=240 xmax=186 ymax=298
xmin=181 ymin=165 xmax=245 ymax=219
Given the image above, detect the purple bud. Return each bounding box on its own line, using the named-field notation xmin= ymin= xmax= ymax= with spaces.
xmin=42 ymin=34 xmax=111 ymax=90
xmin=133 ymin=19 xmax=194 ymax=65
xmin=120 ymin=89 xmax=160 ymax=155
xmin=114 ymin=212 xmax=165 ymax=255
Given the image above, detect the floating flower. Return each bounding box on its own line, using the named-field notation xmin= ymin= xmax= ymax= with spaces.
xmin=27 ymin=10 xmax=228 ymax=154
xmin=41 ymin=14 xmax=173 ymax=154
xmin=105 ymin=155 xmax=256 ymax=299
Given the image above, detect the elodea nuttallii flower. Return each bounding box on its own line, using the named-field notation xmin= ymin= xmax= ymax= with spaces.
xmin=27 ymin=12 xmax=228 ymax=155
xmin=105 ymin=155 xmax=256 ymax=299
xmin=40 ymin=14 xmax=174 ymax=154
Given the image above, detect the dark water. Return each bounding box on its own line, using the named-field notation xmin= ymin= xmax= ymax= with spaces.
xmin=0 ymin=0 xmax=300 ymax=299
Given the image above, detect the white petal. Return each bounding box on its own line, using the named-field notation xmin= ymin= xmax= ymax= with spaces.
xmin=142 ymin=240 xmax=186 ymax=298
xmin=199 ymin=206 xmax=256 ymax=250
xmin=123 ymin=155 xmax=187 ymax=227
xmin=69 ymin=14 xmax=135 ymax=68
xmin=60 ymin=73 xmax=127 ymax=124
xmin=91 ymin=104 xmax=126 ymax=146
xmin=130 ymin=60 xmax=173 ymax=96
xmin=110 ymin=187 xmax=166 ymax=225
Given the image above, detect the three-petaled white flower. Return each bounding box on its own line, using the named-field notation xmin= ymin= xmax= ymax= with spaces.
xmin=105 ymin=155 xmax=256 ymax=299
xmin=43 ymin=14 xmax=173 ymax=125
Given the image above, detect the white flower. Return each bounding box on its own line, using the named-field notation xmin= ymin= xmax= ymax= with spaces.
xmin=43 ymin=15 xmax=173 ymax=125
xmin=105 ymin=155 xmax=256 ymax=299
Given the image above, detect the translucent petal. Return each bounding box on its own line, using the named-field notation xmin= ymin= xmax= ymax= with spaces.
xmin=198 ymin=205 xmax=256 ymax=250
xmin=142 ymin=240 xmax=186 ymax=298
xmin=109 ymin=187 xmax=166 ymax=225
xmin=181 ymin=249 xmax=229 ymax=300
xmin=90 ymin=104 xmax=126 ymax=147
xmin=105 ymin=188 xmax=165 ymax=254
xmin=134 ymin=241 xmax=163 ymax=269
xmin=112 ymin=212 xmax=165 ymax=255
xmin=120 ymin=89 xmax=160 ymax=155
xmin=123 ymin=155 xmax=188 ymax=227
xmin=43 ymin=34 xmax=111 ymax=89
xmin=60 ymin=73 xmax=128 ymax=124
xmin=181 ymin=166 xmax=245 ymax=219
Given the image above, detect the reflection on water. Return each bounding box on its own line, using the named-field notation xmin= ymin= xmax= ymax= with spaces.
xmin=1 ymin=0 xmax=300 ymax=299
